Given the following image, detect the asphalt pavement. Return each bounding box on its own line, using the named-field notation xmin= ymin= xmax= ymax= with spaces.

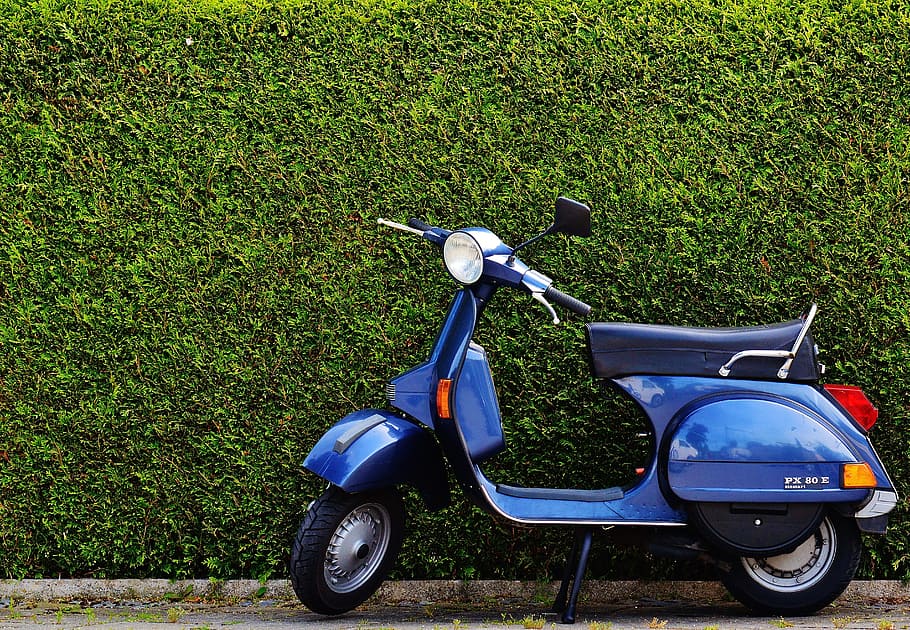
xmin=1 ymin=580 xmax=908 ymax=629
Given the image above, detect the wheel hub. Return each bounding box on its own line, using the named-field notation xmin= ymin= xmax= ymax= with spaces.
xmin=324 ymin=503 xmax=391 ymax=594
xmin=742 ymin=517 xmax=837 ymax=592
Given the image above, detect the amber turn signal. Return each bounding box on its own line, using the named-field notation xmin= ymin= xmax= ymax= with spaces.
xmin=436 ymin=379 xmax=453 ymax=419
xmin=842 ymin=462 xmax=877 ymax=488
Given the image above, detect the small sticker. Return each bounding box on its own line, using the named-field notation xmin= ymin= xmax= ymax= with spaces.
xmin=784 ymin=475 xmax=831 ymax=490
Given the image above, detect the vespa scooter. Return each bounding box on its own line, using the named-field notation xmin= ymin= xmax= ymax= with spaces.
xmin=290 ymin=198 xmax=896 ymax=623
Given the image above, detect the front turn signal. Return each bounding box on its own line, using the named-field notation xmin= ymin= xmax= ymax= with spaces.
xmin=842 ymin=462 xmax=877 ymax=488
xmin=436 ymin=379 xmax=453 ymax=419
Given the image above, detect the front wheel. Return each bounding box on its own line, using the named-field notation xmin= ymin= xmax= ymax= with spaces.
xmin=720 ymin=513 xmax=861 ymax=616
xmin=290 ymin=486 xmax=405 ymax=615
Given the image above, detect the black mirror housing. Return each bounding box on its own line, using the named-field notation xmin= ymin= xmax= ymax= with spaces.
xmin=508 ymin=197 xmax=592 ymax=262
xmin=552 ymin=197 xmax=591 ymax=237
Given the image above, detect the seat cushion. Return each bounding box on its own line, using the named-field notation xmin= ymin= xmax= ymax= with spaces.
xmin=585 ymin=319 xmax=820 ymax=381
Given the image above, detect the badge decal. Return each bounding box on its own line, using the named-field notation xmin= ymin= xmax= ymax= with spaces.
xmin=784 ymin=475 xmax=831 ymax=490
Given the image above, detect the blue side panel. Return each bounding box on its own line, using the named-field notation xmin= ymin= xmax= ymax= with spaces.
xmin=303 ymin=409 xmax=449 ymax=509
xmin=666 ymin=389 xmax=882 ymax=503
xmin=454 ymin=343 xmax=505 ymax=463
xmin=669 ymin=461 xmax=868 ymax=503
xmin=670 ymin=398 xmax=857 ymax=463
xmin=389 ymin=362 xmax=436 ymax=428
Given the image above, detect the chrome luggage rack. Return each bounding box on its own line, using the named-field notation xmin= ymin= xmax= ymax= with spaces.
xmin=718 ymin=303 xmax=818 ymax=380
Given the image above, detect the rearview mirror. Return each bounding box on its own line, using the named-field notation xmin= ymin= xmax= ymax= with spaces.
xmin=508 ymin=197 xmax=592 ymax=263
xmin=552 ymin=197 xmax=591 ymax=237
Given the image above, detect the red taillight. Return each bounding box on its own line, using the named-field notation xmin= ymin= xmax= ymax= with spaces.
xmin=825 ymin=384 xmax=879 ymax=431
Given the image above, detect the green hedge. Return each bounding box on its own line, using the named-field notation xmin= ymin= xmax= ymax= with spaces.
xmin=1 ymin=0 xmax=908 ymax=581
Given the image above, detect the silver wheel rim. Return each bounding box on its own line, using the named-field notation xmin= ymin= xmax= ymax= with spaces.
xmin=741 ymin=516 xmax=837 ymax=593
xmin=324 ymin=502 xmax=392 ymax=594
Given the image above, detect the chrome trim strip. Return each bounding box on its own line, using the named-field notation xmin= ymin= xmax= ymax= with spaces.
xmin=333 ymin=414 xmax=385 ymax=454
xmin=521 ymin=269 xmax=553 ymax=294
xmin=856 ymin=489 xmax=898 ymax=519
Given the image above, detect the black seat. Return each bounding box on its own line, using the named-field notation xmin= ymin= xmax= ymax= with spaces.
xmin=586 ymin=319 xmax=820 ymax=382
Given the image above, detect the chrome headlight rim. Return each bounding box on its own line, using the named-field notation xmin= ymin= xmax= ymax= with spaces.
xmin=443 ymin=231 xmax=484 ymax=285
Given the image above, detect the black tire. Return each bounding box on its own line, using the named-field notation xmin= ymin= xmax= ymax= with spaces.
xmin=720 ymin=513 xmax=861 ymax=616
xmin=290 ymin=486 xmax=405 ymax=615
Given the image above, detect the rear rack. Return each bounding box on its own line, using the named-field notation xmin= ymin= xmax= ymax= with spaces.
xmin=718 ymin=303 xmax=818 ymax=379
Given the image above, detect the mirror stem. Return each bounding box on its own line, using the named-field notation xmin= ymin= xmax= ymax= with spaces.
xmin=507 ymin=225 xmax=553 ymax=265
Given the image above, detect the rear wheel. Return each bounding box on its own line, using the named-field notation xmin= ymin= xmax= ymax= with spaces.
xmin=720 ymin=513 xmax=861 ymax=615
xmin=290 ymin=486 xmax=405 ymax=615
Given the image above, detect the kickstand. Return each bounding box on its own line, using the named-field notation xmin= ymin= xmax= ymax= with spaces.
xmin=552 ymin=527 xmax=594 ymax=624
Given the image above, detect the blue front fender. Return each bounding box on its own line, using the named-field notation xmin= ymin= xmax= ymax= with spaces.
xmin=303 ymin=409 xmax=450 ymax=510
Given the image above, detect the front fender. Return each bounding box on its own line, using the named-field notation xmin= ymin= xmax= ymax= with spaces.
xmin=303 ymin=409 xmax=450 ymax=510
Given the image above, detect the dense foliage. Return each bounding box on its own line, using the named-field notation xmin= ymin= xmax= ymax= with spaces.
xmin=0 ymin=0 xmax=907 ymax=581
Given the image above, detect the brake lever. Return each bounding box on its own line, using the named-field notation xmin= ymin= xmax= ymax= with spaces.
xmin=531 ymin=292 xmax=560 ymax=325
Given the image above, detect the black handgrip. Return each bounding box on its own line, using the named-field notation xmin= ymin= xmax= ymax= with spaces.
xmin=544 ymin=285 xmax=592 ymax=317
xmin=406 ymin=218 xmax=451 ymax=246
xmin=408 ymin=218 xmax=434 ymax=232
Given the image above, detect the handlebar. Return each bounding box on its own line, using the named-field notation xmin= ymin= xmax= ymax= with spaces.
xmin=407 ymin=217 xmax=434 ymax=232
xmin=407 ymin=218 xmax=451 ymax=246
xmin=544 ymin=285 xmax=592 ymax=317
xmin=379 ymin=216 xmax=592 ymax=319
xmin=377 ymin=217 xmax=450 ymax=245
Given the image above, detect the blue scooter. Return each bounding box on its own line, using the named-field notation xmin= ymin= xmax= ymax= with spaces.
xmin=290 ymin=198 xmax=896 ymax=623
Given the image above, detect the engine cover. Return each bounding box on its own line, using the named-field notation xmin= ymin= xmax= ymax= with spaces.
xmin=690 ymin=502 xmax=824 ymax=556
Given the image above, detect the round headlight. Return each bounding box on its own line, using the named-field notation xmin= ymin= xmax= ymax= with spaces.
xmin=443 ymin=232 xmax=484 ymax=284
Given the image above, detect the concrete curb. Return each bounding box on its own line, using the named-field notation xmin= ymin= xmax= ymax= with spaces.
xmin=0 ymin=579 xmax=906 ymax=605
